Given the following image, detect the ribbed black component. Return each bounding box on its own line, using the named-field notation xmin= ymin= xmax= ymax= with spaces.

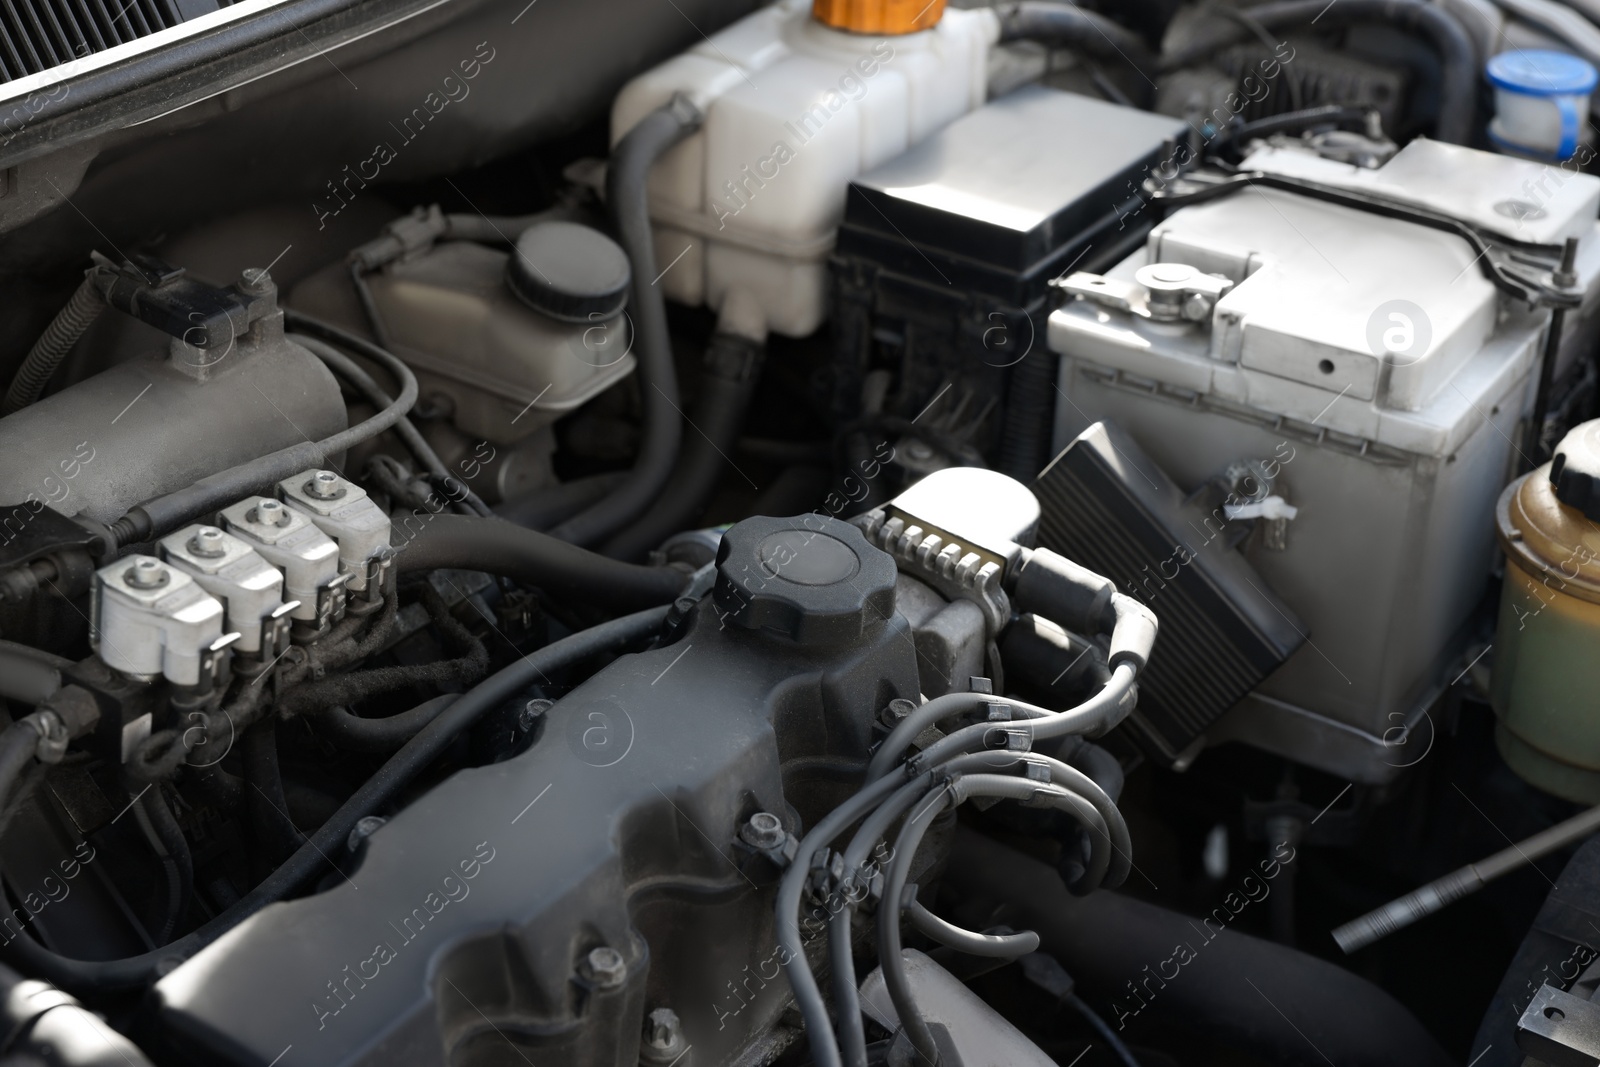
xmin=1032 ymin=421 xmax=1305 ymax=763
xmin=0 ymin=0 xmax=231 ymax=84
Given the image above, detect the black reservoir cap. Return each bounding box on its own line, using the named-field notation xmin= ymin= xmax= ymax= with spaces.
xmin=506 ymin=221 xmax=631 ymax=323
xmin=714 ymin=515 xmax=897 ymax=648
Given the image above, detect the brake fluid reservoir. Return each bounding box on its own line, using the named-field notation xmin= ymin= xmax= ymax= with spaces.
xmin=611 ymin=0 xmax=996 ymax=337
xmin=1493 ymin=420 xmax=1600 ymax=801
xmin=360 ymin=221 xmax=635 ymax=445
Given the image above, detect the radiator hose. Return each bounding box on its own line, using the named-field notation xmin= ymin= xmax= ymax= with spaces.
xmin=392 ymin=513 xmax=690 ymax=610
xmin=602 ymin=287 xmax=768 ymax=561
xmin=546 ymin=95 xmax=704 ymax=547
xmin=944 ymin=828 xmax=1456 ymax=1067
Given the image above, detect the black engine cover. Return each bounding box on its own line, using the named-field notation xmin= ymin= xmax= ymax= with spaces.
xmin=154 ymin=534 xmax=920 ymax=1066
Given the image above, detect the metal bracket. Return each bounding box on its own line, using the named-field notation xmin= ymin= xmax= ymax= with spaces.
xmin=1518 ymin=983 xmax=1600 ymax=1067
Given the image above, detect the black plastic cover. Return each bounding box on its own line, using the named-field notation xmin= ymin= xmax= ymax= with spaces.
xmin=1550 ymin=421 xmax=1600 ymax=521
xmin=714 ymin=514 xmax=898 ymax=648
xmin=154 ymin=594 xmax=922 ymax=1066
xmin=837 ymin=86 xmax=1188 ymax=305
xmin=1032 ymin=421 xmax=1306 ymax=764
xmin=506 ymin=221 xmax=631 ymax=323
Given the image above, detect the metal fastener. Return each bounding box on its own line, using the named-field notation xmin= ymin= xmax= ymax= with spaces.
xmin=1555 ymin=236 xmax=1580 ymax=290
xmin=306 ymin=470 xmax=346 ymax=500
xmin=580 ymin=946 xmax=627 ymax=989
xmin=740 ymin=811 xmax=785 ymax=851
xmin=238 ymin=267 xmax=274 ymax=294
xmin=519 ymin=698 xmax=554 ymax=734
xmin=641 ymin=1007 xmax=687 ymax=1064
xmin=882 ymin=697 xmax=916 ymax=726
xmin=346 ymin=814 xmax=387 ymax=853
xmin=253 ymin=499 xmax=291 ymax=527
xmin=125 ymin=557 xmax=170 ymax=589
xmin=189 ymin=526 xmax=228 ymax=558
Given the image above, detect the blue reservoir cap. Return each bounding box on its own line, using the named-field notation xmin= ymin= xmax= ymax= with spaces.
xmin=1487 ymin=50 xmax=1599 ymax=96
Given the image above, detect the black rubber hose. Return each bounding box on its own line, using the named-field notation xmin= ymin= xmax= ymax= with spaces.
xmin=108 ymin=312 xmax=419 ymax=546
xmin=601 ymin=332 xmax=766 ymax=560
xmin=995 ymin=2 xmax=1158 ymax=96
xmin=2 ymin=271 xmax=104 ymax=415
xmin=292 ymin=334 xmax=493 ymax=517
xmin=944 ymin=829 xmax=1455 ymax=1067
xmin=0 ymin=723 xmax=38 ymax=810
xmin=0 ymin=961 xmax=156 ymax=1066
xmin=134 ymin=786 xmax=194 ymax=945
xmin=499 ymin=473 xmax=626 ymax=530
xmin=546 ymin=96 xmax=703 ymax=546
xmin=0 ymin=642 xmax=71 ymax=705
xmin=0 ymin=607 xmax=668 ymax=995
xmin=313 ymin=695 xmax=455 ymax=752
xmin=1157 ymin=0 xmax=1476 ymax=145
xmin=392 ymin=513 xmax=689 ymax=612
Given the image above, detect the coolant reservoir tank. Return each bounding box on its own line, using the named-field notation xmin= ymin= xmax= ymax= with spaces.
xmin=1493 ymin=420 xmax=1600 ymax=801
xmin=610 ymin=0 xmax=995 ymax=337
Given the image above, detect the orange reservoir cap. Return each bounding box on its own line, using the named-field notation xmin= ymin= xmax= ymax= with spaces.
xmin=811 ymin=0 xmax=946 ymax=34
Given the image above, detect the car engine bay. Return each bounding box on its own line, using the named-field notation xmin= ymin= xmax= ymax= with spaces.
xmin=5 ymin=0 xmax=1600 ymax=1064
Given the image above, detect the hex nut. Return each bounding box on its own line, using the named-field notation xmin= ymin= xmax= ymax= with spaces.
xmin=580 ymin=946 xmax=627 ymax=989
xmin=740 ymin=811 xmax=785 ymax=851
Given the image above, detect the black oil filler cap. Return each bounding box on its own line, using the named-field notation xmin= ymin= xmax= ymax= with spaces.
xmin=713 ymin=515 xmax=897 ymax=648
xmin=506 ymin=221 xmax=631 ymax=323
xmin=1550 ymin=421 xmax=1600 ymax=521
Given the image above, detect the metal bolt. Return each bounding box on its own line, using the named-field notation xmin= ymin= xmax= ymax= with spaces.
xmin=253 ymin=499 xmax=291 ymax=527
xmin=641 ymin=1007 xmax=687 ymax=1063
xmin=125 ymin=557 xmax=169 ymax=589
xmin=580 ymin=946 xmax=627 ymax=989
xmin=1182 ymin=292 xmax=1214 ymax=322
xmin=239 ymin=267 xmax=274 ymax=294
xmin=306 ymin=470 xmax=345 ymax=500
xmin=883 ymin=697 xmax=916 ymax=726
xmin=1555 ymin=236 xmax=1581 ymax=290
xmin=189 ymin=526 xmax=227 ymax=558
xmin=518 ymin=698 xmax=553 ymax=734
xmin=740 ymin=811 xmax=785 ymax=851
xmin=346 ymin=815 xmax=387 ymax=853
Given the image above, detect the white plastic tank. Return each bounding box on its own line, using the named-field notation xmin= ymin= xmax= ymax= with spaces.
xmin=611 ymin=0 xmax=997 ymax=336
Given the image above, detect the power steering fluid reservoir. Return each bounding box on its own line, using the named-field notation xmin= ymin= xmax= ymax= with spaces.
xmin=610 ymin=0 xmax=995 ymax=337
xmin=1493 ymin=420 xmax=1600 ymax=801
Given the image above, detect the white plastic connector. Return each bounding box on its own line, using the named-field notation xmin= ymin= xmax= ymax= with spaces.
xmin=221 ymin=497 xmax=346 ymax=628
xmin=159 ymin=524 xmax=288 ymax=656
xmin=92 ymin=555 xmax=225 ymax=686
xmin=277 ymin=469 xmax=391 ymax=596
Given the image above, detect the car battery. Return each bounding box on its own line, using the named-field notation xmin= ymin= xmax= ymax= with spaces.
xmin=1046 ymin=139 xmax=1600 ymax=784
